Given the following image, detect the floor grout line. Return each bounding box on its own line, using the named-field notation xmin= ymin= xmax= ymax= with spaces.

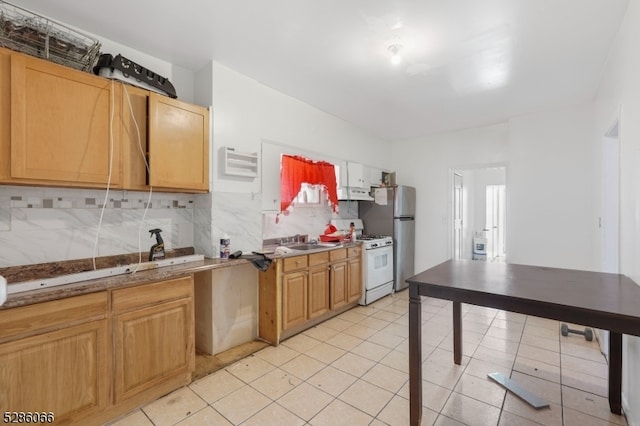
xmin=112 ymin=294 xmax=626 ymax=426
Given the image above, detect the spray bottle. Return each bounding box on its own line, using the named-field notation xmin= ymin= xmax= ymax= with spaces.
xmin=149 ymin=228 xmax=165 ymax=261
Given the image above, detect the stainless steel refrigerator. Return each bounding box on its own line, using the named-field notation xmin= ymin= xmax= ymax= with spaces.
xmin=360 ymin=185 xmax=415 ymax=291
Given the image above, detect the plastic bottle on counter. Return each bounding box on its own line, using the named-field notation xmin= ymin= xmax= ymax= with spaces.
xmin=220 ymin=234 xmax=230 ymax=259
xmin=350 ymin=222 xmax=357 ymax=242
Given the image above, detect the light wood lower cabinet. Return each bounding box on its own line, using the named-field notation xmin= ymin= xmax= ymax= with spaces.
xmin=0 ymin=292 xmax=109 ymax=424
xmin=0 ymin=275 xmax=195 ymax=425
xmin=308 ymin=251 xmax=330 ymax=320
xmin=0 ymin=320 xmax=108 ymax=420
xmin=281 ymin=270 xmax=308 ymax=331
xmin=112 ymin=276 xmax=195 ymax=404
xmin=259 ymin=246 xmax=363 ymax=345
xmin=308 ymin=268 xmax=330 ymax=319
xmin=330 ymin=260 xmax=348 ymax=310
xmin=347 ymin=247 xmax=362 ymax=303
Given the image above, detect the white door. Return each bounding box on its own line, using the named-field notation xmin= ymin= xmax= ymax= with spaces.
xmin=453 ymin=173 xmax=463 ymax=260
xmin=486 ymin=185 xmax=506 ymax=260
xmin=598 ymin=119 xmax=620 ymax=360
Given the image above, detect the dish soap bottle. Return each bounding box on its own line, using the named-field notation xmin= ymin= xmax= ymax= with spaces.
xmin=148 ymin=228 xmax=165 ymax=261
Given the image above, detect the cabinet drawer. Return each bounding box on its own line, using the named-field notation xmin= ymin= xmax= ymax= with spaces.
xmin=329 ymin=248 xmax=347 ymax=262
xmin=308 ymin=251 xmax=329 ymax=266
xmin=112 ymin=275 xmax=193 ymax=314
xmin=283 ymin=255 xmax=308 ymax=272
xmin=347 ymin=246 xmax=361 ymax=258
xmin=0 ymin=292 xmax=108 ymax=342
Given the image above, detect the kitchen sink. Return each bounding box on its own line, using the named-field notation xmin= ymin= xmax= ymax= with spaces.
xmin=289 ymin=243 xmax=340 ymax=250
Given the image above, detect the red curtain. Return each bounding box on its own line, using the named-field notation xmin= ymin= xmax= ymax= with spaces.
xmin=280 ymin=155 xmax=338 ymax=214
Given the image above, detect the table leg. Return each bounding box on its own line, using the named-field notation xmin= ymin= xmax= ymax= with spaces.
xmin=409 ymin=284 xmax=422 ymax=426
xmin=608 ymin=331 xmax=622 ymax=414
xmin=453 ymin=301 xmax=462 ymax=365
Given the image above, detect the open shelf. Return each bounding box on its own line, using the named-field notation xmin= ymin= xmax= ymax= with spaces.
xmin=222 ymin=146 xmax=258 ymax=178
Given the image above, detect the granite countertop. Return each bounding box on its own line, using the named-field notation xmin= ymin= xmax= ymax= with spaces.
xmin=0 ymin=242 xmax=362 ymax=311
xmin=263 ymin=241 xmax=361 ymax=258
xmin=0 ymin=257 xmax=251 ymax=311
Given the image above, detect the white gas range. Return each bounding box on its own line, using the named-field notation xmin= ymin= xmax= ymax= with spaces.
xmin=330 ymin=219 xmax=394 ymax=305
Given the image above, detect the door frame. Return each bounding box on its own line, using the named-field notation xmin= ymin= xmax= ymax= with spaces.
xmin=597 ymin=105 xmax=622 ymax=360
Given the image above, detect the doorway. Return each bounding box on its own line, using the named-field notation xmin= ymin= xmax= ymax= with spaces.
xmin=601 ymin=121 xmax=620 ymax=274
xmin=451 ymin=166 xmax=507 ymax=261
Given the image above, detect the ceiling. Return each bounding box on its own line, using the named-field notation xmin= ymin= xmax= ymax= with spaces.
xmin=11 ymin=0 xmax=629 ymax=141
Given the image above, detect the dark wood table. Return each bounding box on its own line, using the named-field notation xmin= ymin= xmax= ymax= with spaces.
xmin=407 ymin=259 xmax=640 ymax=425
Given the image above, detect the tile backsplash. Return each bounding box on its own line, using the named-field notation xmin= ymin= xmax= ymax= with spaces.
xmin=262 ymin=199 xmax=359 ymax=242
xmin=0 ymin=185 xmax=362 ymax=267
xmin=0 ymin=186 xmax=196 ymax=268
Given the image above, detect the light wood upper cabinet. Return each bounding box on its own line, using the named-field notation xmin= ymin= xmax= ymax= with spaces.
xmin=119 ymin=88 xmax=210 ymax=192
xmin=7 ymin=50 xmax=121 ymax=186
xmin=0 ymin=49 xmax=11 ymax=181
xmin=148 ymin=93 xmax=210 ymax=191
xmin=119 ymin=84 xmax=149 ymax=191
xmin=0 ymin=47 xmax=210 ymax=192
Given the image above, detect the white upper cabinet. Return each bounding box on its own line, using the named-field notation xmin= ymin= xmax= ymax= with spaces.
xmin=342 ymin=162 xmax=369 ymax=189
xmin=368 ymin=166 xmax=383 ymax=187
xmin=336 ymin=161 xmax=374 ymax=200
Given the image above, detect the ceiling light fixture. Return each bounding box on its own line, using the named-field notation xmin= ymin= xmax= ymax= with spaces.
xmin=388 ymin=44 xmax=403 ymax=66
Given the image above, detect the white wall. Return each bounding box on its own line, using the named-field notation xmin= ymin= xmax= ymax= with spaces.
xmin=390 ymin=123 xmax=509 ymax=273
xmin=594 ymin=0 xmax=640 ymax=422
xmin=191 ymin=61 xmax=392 ymax=255
xmin=209 ymin=62 xmax=391 ymax=195
xmin=507 ymin=103 xmax=598 ymax=270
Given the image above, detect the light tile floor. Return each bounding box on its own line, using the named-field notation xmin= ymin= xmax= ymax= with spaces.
xmin=109 ymin=291 xmax=629 ymax=425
